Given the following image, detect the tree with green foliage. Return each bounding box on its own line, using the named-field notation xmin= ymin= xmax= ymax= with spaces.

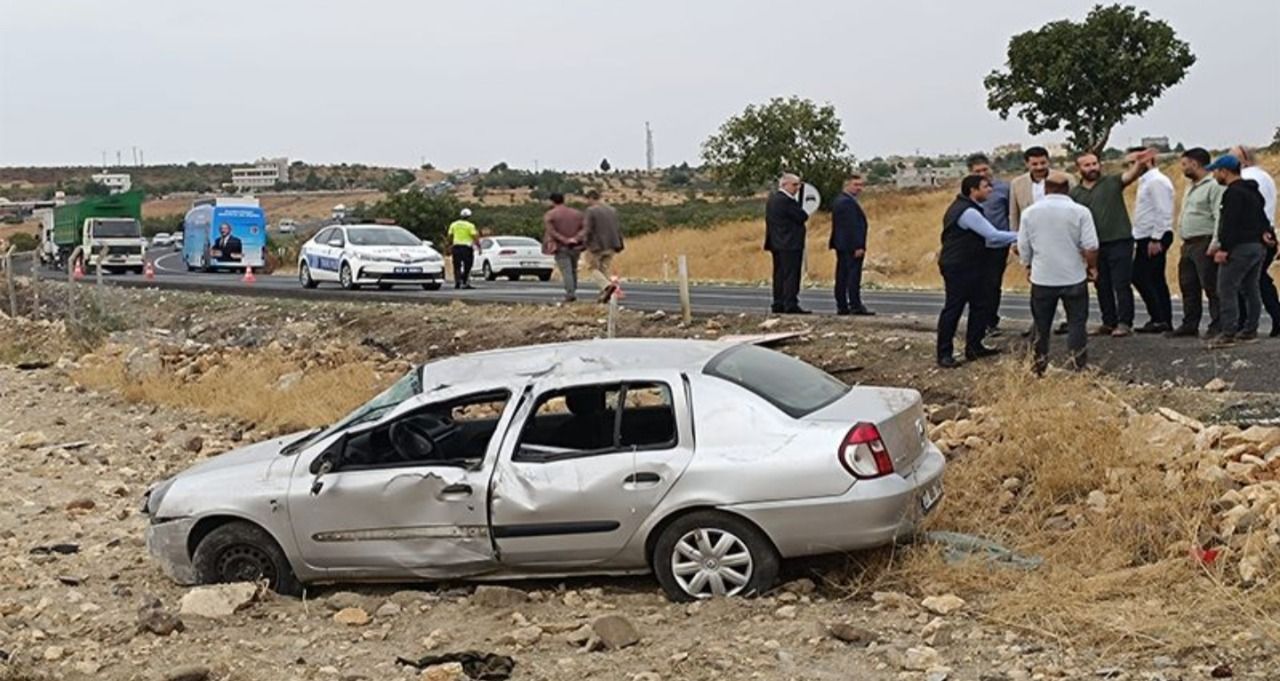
xmin=984 ymin=4 xmax=1195 ymax=154
xmin=1271 ymin=126 xmax=1280 ymax=151
xmin=81 ymin=181 xmax=111 ymax=196
xmin=701 ymin=96 xmax=854 ymax=204
xmin=371 ymin=191 xmax=460 ymax=244
xmin=379 ymin=169 xmax=416 ymax=193
xmin=599 ymin=158 xmax=611 ymax=173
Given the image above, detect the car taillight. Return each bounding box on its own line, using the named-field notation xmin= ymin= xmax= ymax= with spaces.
xmin=838 ymin=422 xmax=894 ymax=479
xmin=499 ymin=249 xmax=517 ymax=255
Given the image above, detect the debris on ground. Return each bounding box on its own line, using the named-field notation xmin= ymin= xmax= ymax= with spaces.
xmin=395 ymin=651 xmax=516 ymax=680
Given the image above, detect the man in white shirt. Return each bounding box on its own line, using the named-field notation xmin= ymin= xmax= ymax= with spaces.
xmin=1129 ymin=148 xmax=1175 ymax=333
xmin=1231 ymin=145 xmax=1280 ymax=335
xmin=1018 ymin=171 xmax=1100 ymax=374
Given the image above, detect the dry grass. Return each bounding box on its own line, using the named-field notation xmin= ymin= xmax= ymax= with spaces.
xmin=143 ymin=190 xmax=384 ymax=222
xmin=621 ymin=152 xmax=1280 ymax=292
xmin=856 ymin=363 xmax=1280 ymax=649
xmin=74 ymin=348 xmax=392 ymax=433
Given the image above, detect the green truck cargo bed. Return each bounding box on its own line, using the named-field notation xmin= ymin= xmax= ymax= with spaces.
xmin=52 ymin=191 xmax=144 ymax=248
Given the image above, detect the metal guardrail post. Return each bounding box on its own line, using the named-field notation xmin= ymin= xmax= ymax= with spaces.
xmin=677 ymin=255 xmax=692 ymax=325
xmin=3 ymin=246 xmax=14 ymax=317
xmin=29 ymin=253 xmax=40 ymax=319
xmin=68 ymin=246 xmax=84 ymax=327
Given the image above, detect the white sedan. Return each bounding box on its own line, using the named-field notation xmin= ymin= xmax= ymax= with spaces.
xmin=298 ymin=224 xmax=445 ymax=291
xmin=476 ymin=236 xmax=554 ymax=281
xmin=151 ymin=233 xmax=172 ymax=248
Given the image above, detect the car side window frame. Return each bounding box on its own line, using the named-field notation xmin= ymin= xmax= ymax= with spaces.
xmin=513 ymin=380 xmax=679 ymax=464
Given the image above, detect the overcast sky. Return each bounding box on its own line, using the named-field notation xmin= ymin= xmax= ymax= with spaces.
xmin=1 ymin=0 xmax=1276 ymax=170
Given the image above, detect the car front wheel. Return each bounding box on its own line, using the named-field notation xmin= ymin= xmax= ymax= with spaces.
xmin=192 ymin=521 xmax=303 ymax=597
xmin=652 ymin=511 xmax=779 ymax=602
xmin=339 ymin=262 xmax=359 ymax=290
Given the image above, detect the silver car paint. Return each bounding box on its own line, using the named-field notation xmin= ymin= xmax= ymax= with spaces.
xmin=145 ymin=339 xmax=945 ymax=588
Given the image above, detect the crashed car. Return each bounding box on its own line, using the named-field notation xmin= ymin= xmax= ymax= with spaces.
xmin=143 ymin=339 xmax=945 ymax=601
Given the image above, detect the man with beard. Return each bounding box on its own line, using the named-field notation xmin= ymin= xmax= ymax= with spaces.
xmin=1207 ymin=154 xmax=1276 ymax=348
xmin=1009 ymin=146 xmax=1051 ymax=231
xmin=1170 ymin=148 xmax=1226 ymax=338
xmin=1070 ymin=152 xmax=1145 ymax=337
xmin=1129 ymin=147 xmax=1175 ymax=334
xmin=966 ymin=153 xmax=1010 ymax=336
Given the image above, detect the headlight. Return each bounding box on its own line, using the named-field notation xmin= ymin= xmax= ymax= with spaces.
xmin=143 ymin=477 xmax=176 ymax=517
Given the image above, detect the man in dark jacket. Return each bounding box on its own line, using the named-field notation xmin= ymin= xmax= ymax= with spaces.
xmin=1207 ymin=154 xmax=1277 ymax=348
xmin=764 ymin=173 xmax=810 ymax=314
xmin=936 ymin=175 xmax=1018 ymax=368
xmin=830 ymin=174 xmax=873 ymax=316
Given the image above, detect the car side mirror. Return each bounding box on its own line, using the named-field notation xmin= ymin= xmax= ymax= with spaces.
xmin=328 ymin=239 xmax=343 ymax=248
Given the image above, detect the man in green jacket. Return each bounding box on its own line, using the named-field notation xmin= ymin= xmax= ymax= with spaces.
xmin=1170 ymin=148 xmax=1225 ymax=337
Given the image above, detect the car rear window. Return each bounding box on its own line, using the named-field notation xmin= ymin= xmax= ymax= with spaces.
xmin=703 ymin=344 xmax=848 ymax=418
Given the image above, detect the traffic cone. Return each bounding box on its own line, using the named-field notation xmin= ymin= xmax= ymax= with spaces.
xmin=241 ymin=266 xmax=256 ymax=284
xmin=72 ymin=260 xmax=85 ymax=281
xmin=143 ymin=260 xmax=156 ymax=281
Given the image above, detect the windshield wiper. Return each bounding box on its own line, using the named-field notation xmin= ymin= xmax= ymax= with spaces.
xmin=280 ymin=427 xmax=324 ymax=456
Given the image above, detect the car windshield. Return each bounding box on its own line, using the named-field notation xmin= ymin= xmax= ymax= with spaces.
xmin=347 ymin=227 xmax=421 ymax=247
xmin=91 ymin=219 xmax=142 ymax=238
xmin=703 ymin=344 xmax=849 ymax=418
xmin=497 ymin=237 xmax=540 ymax=248
xmin=281 ymin=367 xmax=423 ymax=454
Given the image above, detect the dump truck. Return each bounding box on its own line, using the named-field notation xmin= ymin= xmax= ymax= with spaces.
xmin=52 ymin=191 xmax=147 ymax=273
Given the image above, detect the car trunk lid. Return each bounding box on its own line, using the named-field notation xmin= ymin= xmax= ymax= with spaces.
xmin=803 ymin=387 xmax=928 ymax=473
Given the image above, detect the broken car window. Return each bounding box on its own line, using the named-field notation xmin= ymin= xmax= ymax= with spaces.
xmin=338 ymin=391 xmax=510 ymax=470
xmin=516 ymin=382 xmax=676 ymax=461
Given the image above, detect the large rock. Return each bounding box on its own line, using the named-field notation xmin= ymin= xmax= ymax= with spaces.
xmin=921 ymin=594 xmax=966 ymax=616
xmin=124 ymin=347 xmax=164 ymax=381
xmin=333 ymin=607 xmax=371 ymax=626
xmin=826 ymin=622 xmax=878 ymax=645
xmin=901 ymin=646 xmax=942 ymax=671
xmin=590 ymin=614 xmax=640 ymax=650
xmin=472 ymin=585 xmax=528 ymax=608
xmin=418 ymin=662 xmax=465 ymax=681
xmin=178 ymin=583 xmax=259 ymax=618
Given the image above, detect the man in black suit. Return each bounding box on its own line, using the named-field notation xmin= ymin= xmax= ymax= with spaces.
xmin=830 ymin=174 xmax=874 ymax=316
xmin=210 ymin=223 xmax=243 ymax=263
xmin=764 ymin=173 xmax=810 ymax=314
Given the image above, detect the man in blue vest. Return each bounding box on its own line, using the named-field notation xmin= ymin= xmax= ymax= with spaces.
xmin=936 ymin=175 xmax=1018 ymax=368
xmin=830 ymin=174 xmax=874 ymax=316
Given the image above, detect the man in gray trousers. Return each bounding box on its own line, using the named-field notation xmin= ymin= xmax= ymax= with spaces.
xmin=1207 ymin=154 xmax=1277 ymax=348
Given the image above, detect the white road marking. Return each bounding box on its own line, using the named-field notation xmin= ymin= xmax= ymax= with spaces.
xmin=154 ymin=251 xmax=186 ymax=273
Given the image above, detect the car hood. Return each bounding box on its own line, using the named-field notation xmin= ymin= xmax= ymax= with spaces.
xmin=176 ymin=431 xmax=307 ymax=479
xmin=353 ymin=246 xmax=439 ymax=258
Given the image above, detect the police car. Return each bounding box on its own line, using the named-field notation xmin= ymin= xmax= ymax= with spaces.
xmin=298 ymin=223 xmax=446 ymax=291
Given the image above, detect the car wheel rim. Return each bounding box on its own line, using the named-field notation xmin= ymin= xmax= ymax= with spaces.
xmin=216 ymin=544 xmax=277 ymax=584
xmin=671 ymin=527 xmax=753 ymax=599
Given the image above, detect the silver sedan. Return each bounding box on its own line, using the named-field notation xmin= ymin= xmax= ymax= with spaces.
xmin=143 ymin=339 xmax=945 ymax=601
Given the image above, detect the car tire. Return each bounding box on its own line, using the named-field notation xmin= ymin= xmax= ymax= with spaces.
xmin=339 ymin=262 xmax=359 ymax=290
xmin=422 ymin=282 xmax=442 ymax=291
xmin=652 ymin=511 xmax=779 ymax=602
xmin=299 ymin=262 xmax=317 ymax=289
xmin=482 ymin=261 xmax=496 ymax=281
xmin=537 ymin=271 xmax=552 ymax=282
xmin=191 ymin=521 xmax=304 ymax=597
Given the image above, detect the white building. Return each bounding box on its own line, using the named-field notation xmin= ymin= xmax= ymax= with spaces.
xmin=894 ymin=163 xmax=966 ymax=190
xmin=993 ymin=143 xmax=1023 ymax=158
xmin=91 ymin=171 xmax=132 ymax=194
xmin=230 ymin=157 xmax=290 ymax=191
xmin=1141 ymin=136 xmax=1171 ymax=151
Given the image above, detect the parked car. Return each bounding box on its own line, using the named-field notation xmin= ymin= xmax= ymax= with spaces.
xmin=278 ymin=219 xmax=298 ymax=235
xmin=142 ymin=339 xmax=945 ymax=601
xmin=297 ymin=224 xmax=445 ymax=291
xmin=476 ymin=236 xmax=554 ymax=281
xmin=151 ymin=232 xmax=172 ymax=248
xmin=172 ymin=233 xmax=184 ymax=251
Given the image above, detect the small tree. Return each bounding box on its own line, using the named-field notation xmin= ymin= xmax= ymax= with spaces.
xmin=371 ymin=192 xmax=460 ymax=244
xmin=599 ymin=158 xmax=611 ymax=173
xmin=984 ymin=4 xmax=1195 ymax=154
xmin=701 ymin=96 xmax=854 ymax=203
xmin=1271 ymin=126 xmax=1280 ymax=151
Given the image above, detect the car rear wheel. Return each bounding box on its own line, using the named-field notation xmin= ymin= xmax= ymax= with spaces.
xmin=192 ymin=521 xmax=303 ymax=597
xmin=482 ymin=261 xmax=496 ymax=281
xmin=339 ymin=262 xmax=359 ymax=290
xmin=538 ymin=271 xmax=552 ymax=282
xmin=652 ymin=511 xmax=779 ymax=602
xmin=299 ymin=262 xmax=317 ymax=289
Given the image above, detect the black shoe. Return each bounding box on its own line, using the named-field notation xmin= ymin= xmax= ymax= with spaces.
xmin=1239 ymin=330 xmax=1260 ymax=342
xmin=1136 ymin=322 xmax=1171 ymax=334
xmin=784 ymin=308 xmax=812 ymax=315
xmin=851 ymin=308 xmax=876 ymax=316
xmin=1054 ymin=322 xmax=1069 ymax=335
xmin=1270 ymin=326 xmax=1280 ymax=338
xmin=965 ymin=345 xmax=1002 ymax=361
xmin=1167 ymin=326 xmax=1199 ymax=338
xmin=1208 ymin=334 xmax=1237 ymax=349
xmin=1020 ymin=328 xmax=1034 ymax=338
xmin=937 ymin=356 xmax=961 ymax=369
xmin=836 ymin=309 xmax=852 ymax=316
xmin=454 ymin=282 xmax=461 ymax=289
xmin=462 ymin=284 xmax=475 ymax=290
xmin=770 ymin=305 xmax=785 ymax=314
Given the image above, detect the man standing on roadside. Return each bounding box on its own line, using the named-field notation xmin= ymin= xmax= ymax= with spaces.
xmin=936 ymin=175 xmax=1019 ymax=368
xmin=967 ymin=153 xmax=1010 ymax=335
xmin=1018 ymin=171 xmax=1099 ymax=374
xmin=830 ymin=174 xmax=873 ymax=316
xmin=1009 ymin=146 xmax=1052 ymax=231
xmin=583 ymin=190 xmax=625 ymax=303
xmin=1171 ymin=148 xmax=1225 ymax=338
xmin=1129 ymin=148 xmax=1175 ymax=333
xmin=1208 ymin=154 xmax=1276 ymax=348
xmin=542 ymin=193 xmax=585 ymax=303
xmin=1231 ymin=145 xmax=1280 ymax=335
xmin=1070 ymin=152 xmax=1145 ymax=337
xmin=764 ymin=173 xmax=810 ymax=314
xmin=446 ymin=208 xmax=479 ymax=289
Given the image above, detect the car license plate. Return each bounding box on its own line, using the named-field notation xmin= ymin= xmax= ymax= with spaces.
xmin=393 ymin=267 xmax=422 ymax=274
xmin=520 ymin=261 xmax=540 ymax=267
xmin=920 ymin=481 xmax=943 ymax=512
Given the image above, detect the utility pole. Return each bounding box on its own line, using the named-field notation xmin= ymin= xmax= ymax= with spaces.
xmin=645 ymin=122 xmax=655 ymax=172
xmin=132 ymin=146 xmax=138 ymax=166
xmin=116 ymin=150 xmax=122 ymax=167
xmin=139 ymin=149 xmax=144 ymax=166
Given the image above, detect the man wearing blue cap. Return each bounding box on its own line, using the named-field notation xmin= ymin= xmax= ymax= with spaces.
xmin=1207 ymin=154 xmax=1276 ymax=348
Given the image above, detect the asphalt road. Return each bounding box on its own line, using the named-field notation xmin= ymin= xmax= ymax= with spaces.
xmin=46 ymin=248 xmax=1178 ymax=325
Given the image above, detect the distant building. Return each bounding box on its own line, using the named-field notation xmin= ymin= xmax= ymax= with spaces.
xmin=230 ymin=157 xmax=290 ymax=191
xmin=91 ymin=171 xmax=132 ymax=194
xmin=1141 ymin=136 xmax=1171 ymax=152
xmin=1045 ymin=143 xmax=1070 ymax=160
xmin=894 ymin=163 xmax=966 ymax=190
xmin=993 ymin=143 xmax=1023 ymax=158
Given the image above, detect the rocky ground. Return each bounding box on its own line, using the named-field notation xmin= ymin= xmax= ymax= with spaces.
xmin=1 ymin=286 xmax=1279 ymax=680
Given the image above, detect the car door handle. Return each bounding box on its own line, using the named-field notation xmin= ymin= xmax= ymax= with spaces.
xmin=439 ymin=483 xmax=472 ymax=499
xmin=623 ymin=472 xmax=661 ymax=485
